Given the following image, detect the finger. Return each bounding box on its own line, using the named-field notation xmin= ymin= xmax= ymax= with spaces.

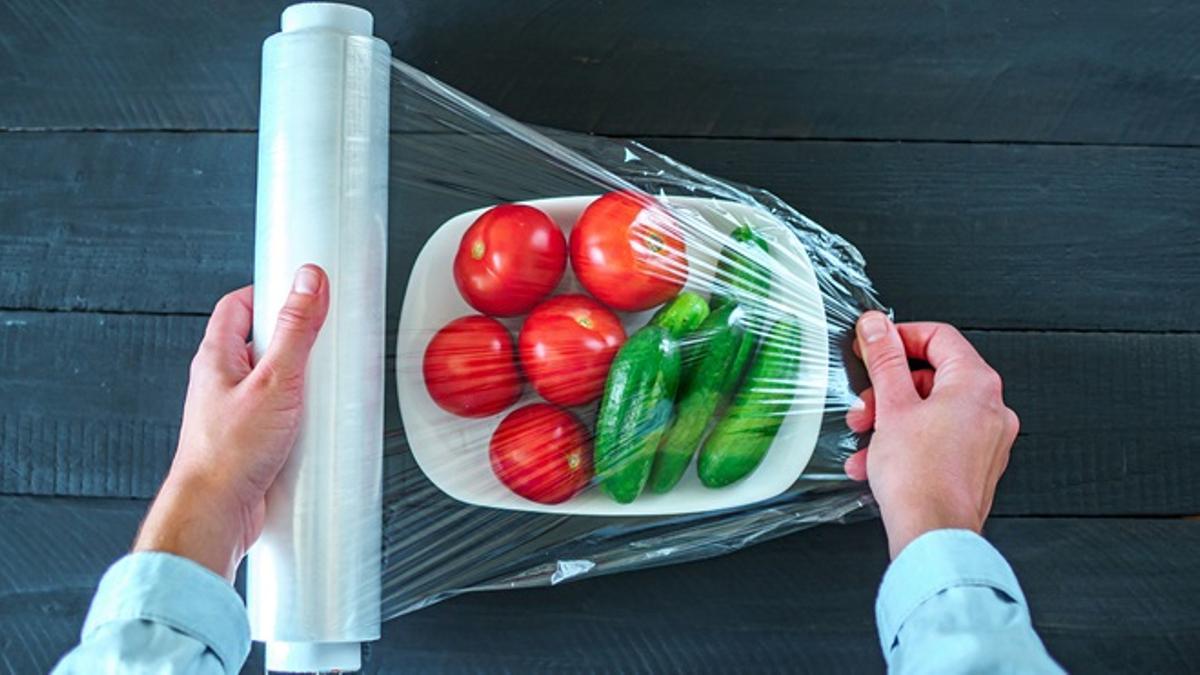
xmin=895 ymin=322 xmax=987 ymax=377
xmin=251 ymin=265 xmax=330 ymax=389
xmin=845 ymin=368 xmax=935 ymax=432
xmin=989 ymin=407 xmax=1019 ymax=483
xmin=856 ymin=311 xmax=918 ymax=409
xmin=911 ymin=368 xmax=935 ymax=398
xmin=204 ymin=286 xmax=254 ymax=354
xmin=844 ymin=448 xmax=868 ymax=481
xmin=845 ymin=389 xmax=874 ymax=433
xmin=980 ymin=408 xmax=1019 ymax=520
xmin=192 ymin=286 xmax=255 ymax=382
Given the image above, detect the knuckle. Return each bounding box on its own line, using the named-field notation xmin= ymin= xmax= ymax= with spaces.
xmin=214 ymin=291 xmax=239 ymax=314
xmin=978 ymin=404 xmax=1019 ymax=441
xmin=1005 ymin=407 xmax=1021 ymax=436
xmin=206 ymin=292 xmax=240 ymax=327
xmin=189 ymin=342 xmax=217 ymax=377
xmin=252 ymin=358 xmax=304 ymax=397
xmin=932 ymin=321 xmax=964 ymax=339
xmin=275 ymin=304 xmax=312 ymax=336
xmin=869 ymin=346 xmax=908 ymax=374
xmin=974 ymin=366 xmax=1003 ymax=397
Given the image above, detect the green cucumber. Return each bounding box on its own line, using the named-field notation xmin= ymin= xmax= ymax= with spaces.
xmin=651 ymin=291 xmax=710 ymax=380
xmin=697 ymin=318 xmax=803 ymax=488
xmin=648 ymin=303 xmax=755 ymax=493
xmin=650 ymin=291 xmax=710 ymax=338
xmin=711 ymin=223 xmax=771 ymax=308
xmin=594 ymin=325 xmax=682 ymax=503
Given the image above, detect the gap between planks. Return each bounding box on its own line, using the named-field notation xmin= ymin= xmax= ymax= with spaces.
xmin=5 ymin=126 xmax=1200 ymax=152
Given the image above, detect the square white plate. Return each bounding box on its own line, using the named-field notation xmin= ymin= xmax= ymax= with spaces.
xmin=397 ymin=195 xmax=828 ymax=515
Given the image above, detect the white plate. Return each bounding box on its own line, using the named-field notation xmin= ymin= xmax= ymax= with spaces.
xmin=396 ymin=195 xmax=829 ymax=515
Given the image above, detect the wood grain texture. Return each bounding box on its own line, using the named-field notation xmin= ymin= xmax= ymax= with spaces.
xmin=2 ymin=1 xmax=1199 ymax=145
xmin=374 ymin=517 xmax=1200 ymax=674
xmin=0 ymin=134 xmax=257 ymax=313
xmin=0 ymin=497 xmax=141 ymax=673
xmin=2 ymin=310 xmax=1196 ymax=516
xmin=972 ymin=331 xmax=1200 ymax=515
xmin=0 ymin=312 xmax=198 ymax=497
xmin=651 ymin=139 xmax=1200 ymax=332
xmin=3 ymin=133 xmax=1197 ymax=331
xmin=1 ymin=2 xmax=1194 ymax=673
xmin=1 ymin=498 xmax=1196 ymax=673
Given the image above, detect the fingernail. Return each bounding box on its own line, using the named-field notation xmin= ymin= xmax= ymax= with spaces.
xmin=850 ymin=397 xmax=866 ymax=412
xmin=293 ymin=266 xmax=320 ymax=295
xmin=859 ymin=312 xmax=888 ymax=343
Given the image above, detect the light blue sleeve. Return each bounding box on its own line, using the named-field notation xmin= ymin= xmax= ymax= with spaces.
xmin=876 ymin=529 xmax=1064 ymax=674
xmin=52 ymin=551 xmax=251 ymax=675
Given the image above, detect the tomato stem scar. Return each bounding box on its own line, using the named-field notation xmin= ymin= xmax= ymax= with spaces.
xmin=646 ymin=232 xmax=665 ymax=254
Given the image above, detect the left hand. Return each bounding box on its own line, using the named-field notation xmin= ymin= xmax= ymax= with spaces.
xmin=133 ymin=265 xmax=330 ymax=580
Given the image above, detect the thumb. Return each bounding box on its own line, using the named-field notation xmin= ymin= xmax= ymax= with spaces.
xmin=856 ymin=311 xmax=917 ymax=411
xmin=254 ymin=265 xmax=330 ymax=389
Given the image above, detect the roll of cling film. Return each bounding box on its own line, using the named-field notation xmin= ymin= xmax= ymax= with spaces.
xmin=250 ymin=5 xmax=884 ymax=667
xmin=248 ymin=4 xmax=388 ymax=673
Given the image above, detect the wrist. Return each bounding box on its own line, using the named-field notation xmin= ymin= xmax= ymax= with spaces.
xmin=134 ymin=472 xmax=249 ymax=581
xmin=880 ymin=495 xmax=981 ymax=559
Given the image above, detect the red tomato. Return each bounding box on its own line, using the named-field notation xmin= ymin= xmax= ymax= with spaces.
xmin=569 ymin=191 xmax=688 ymax=311
xmin=423 ymin=315 xmax=522 ymax=417
xmin=518 ymin=294 xmax=626 ymax=407
xmin=454 ymin=204 xmax=567 ymax=316
xmin=490 ymin=403 xmax=592 ymax=504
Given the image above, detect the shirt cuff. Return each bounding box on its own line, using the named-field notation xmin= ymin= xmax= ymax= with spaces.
xmin=82 ymin=551 xmax=251 ymax=673
xmin=875 ymin=529 xmax=1026 ymax=653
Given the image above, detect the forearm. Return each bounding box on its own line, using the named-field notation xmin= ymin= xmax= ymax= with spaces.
xmin=52 ymin=552 xmax=250 ymax=675
xmin=134 ymin=473 xmax=250 ymax=581
xmin=876 ymin=529 xmax=1063 ymax=674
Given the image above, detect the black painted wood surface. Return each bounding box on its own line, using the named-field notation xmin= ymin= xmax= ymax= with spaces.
xmin=0 ymin=1 xmax=1197 ymax=673
xmin=3 ymin=133 xmax=1198 ymax=330
xmin=2 ymin=1 xmax=1199 ymax=144
xmin=4 ymin=310 xmax=1197 ymax=516
xmin=2 ymin=498 xmax=1197 ymax=673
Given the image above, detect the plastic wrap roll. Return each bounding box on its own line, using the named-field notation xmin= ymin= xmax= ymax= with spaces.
xmin=247 ymin=3 xmax=388 ymax=672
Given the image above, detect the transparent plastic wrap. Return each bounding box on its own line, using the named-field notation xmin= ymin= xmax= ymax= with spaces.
xmin=380 ymin=61 xmax=885 ymax=616
xmin=249 ymin=5 xmax=885 ymax=666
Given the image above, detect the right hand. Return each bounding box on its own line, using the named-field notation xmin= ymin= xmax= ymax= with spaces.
xmin=844 ymin=312 xmax=1019 ymax=559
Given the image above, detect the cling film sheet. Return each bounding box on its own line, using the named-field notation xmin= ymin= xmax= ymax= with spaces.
xmin=244 ymin=6 xmax=886 ymax=646
xmin=377 ymin=59 xmax=885 ymax=618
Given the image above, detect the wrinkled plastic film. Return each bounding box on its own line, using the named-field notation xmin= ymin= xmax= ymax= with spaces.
xmin=378 ymin=59 xmax=884 ymax=617
xmin=243 ymin=3 xmax=886 ymax=670
xmin=248 ymin=4 xmax=387 ymax=672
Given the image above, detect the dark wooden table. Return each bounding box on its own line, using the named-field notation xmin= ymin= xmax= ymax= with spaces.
xmin=2 ymin=1 xmax=1199 ymax=672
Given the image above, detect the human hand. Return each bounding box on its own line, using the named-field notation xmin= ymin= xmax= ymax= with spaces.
xmin=134 ymin=265 xmax=330 ymax=580
xmin=844 ymin=311 xmax=1019 ymax=559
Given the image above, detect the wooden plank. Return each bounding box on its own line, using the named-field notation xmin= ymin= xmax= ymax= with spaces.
xmin=3 ymin=133 xmax=1198 ymax=331
xmin=374 ymin=518 xmax=1200 ymax=674
xmin=649 ymin=138 xmax=1200 ymax=332
xmin=971 ymin=331 xmax=1200 ymax=515
xmin=2 ymin=2 xmax=1199 ymax=145
xmin=0 ymin=497 xmax=141 ymax=672
xmin=0 ymin=133 xmax=257 ymax=314
xmin=2 ymin=310 xmax=1197 ymax=515
xmin=1 ymin=497 xmax=1196 ymax=673
xmin=0 ymin=312 xmax=198 ymax=497
xmin=0 ymin=310 xmax=412 ymax=500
